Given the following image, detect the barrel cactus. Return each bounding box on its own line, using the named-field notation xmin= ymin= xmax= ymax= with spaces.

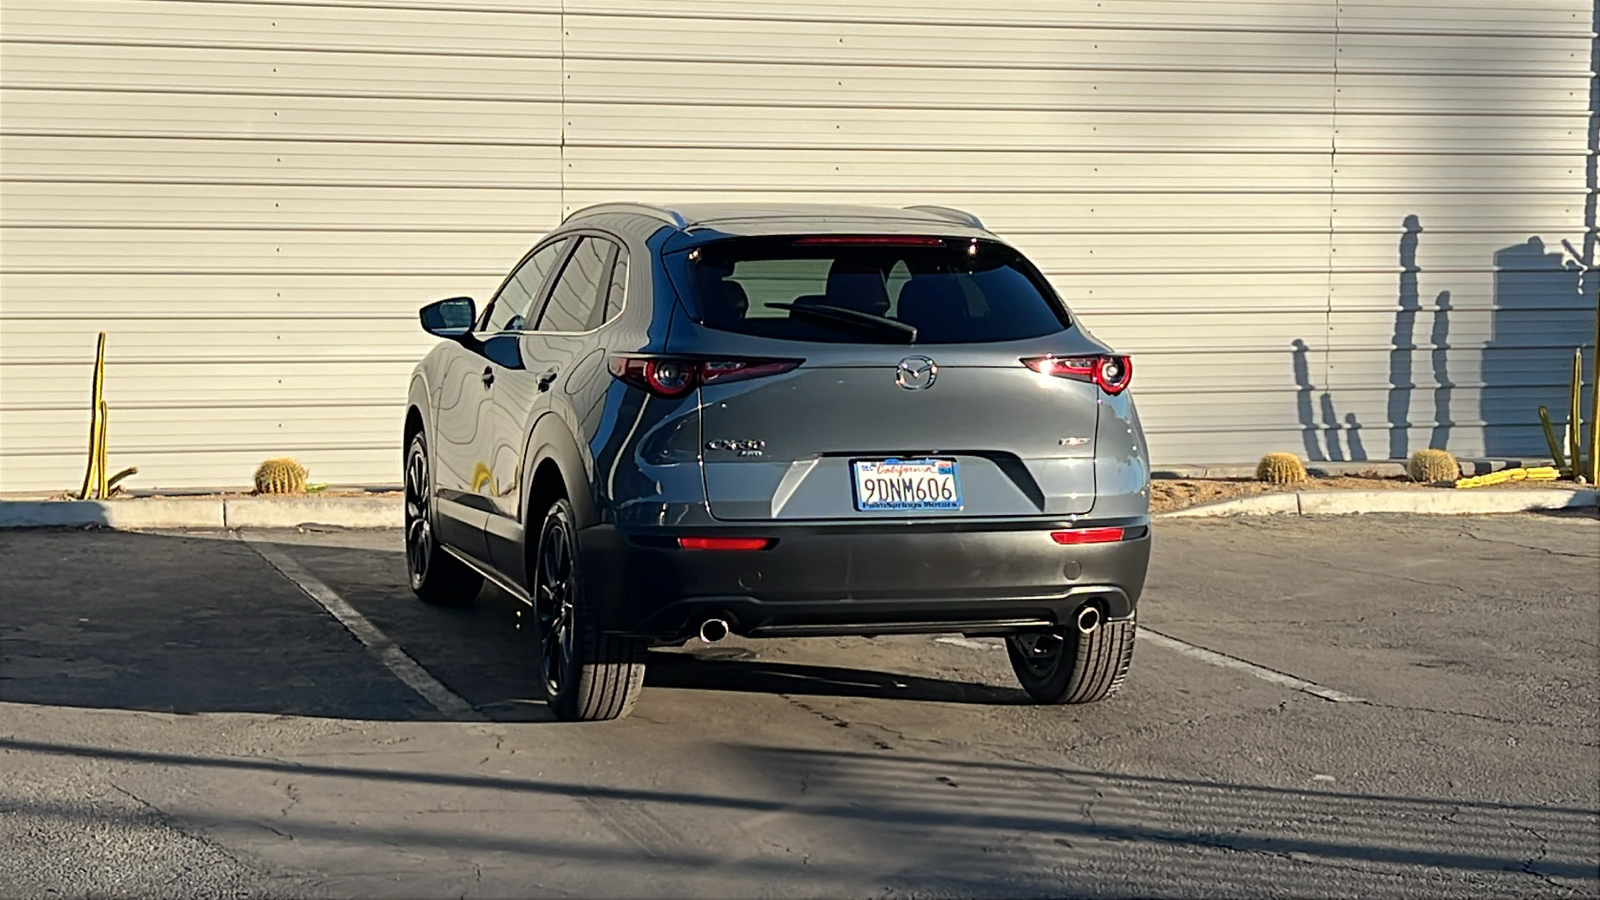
xmin=1408 ymin=448 xmax=1459 ymax=483
xmin=253 ymin=457 xmax=308 ymax=494
xmin=1255 ymin=452 xmax=1308 ymax=485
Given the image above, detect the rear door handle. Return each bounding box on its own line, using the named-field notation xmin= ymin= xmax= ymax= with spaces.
xmin=481 ymin=367 xmax=494 ymax=387
xmin=538 ymin=369 xmax=559 ymax=392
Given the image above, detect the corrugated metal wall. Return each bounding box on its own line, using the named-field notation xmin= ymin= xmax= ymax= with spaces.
xmin=1 ymin=0 xmax=1594 ymax=491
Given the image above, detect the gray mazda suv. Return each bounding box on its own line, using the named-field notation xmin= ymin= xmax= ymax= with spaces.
xmin=404 ymin=202 xmax=1151 ymax=720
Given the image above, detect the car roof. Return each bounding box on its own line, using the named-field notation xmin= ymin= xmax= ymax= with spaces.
xmin=563 ymin=201 xmax=992 ymax=239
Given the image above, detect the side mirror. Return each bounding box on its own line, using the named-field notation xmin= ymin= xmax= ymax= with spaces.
xmin=419 ymin=297 xmax=476 ymax=338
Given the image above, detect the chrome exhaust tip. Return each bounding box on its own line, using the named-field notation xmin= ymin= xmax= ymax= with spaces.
xmin=698 ymin=617 xmax=730 ymax=644
xmin=1075 ymin=604 xmax=1102 ymax=635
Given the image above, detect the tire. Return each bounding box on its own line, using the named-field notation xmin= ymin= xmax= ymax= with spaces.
xmin=404 ymin=431 xmax=483 ymax=605
xmin=1005 ymin=608 xmax=1136 ymax=704
xmin=533 ymin=497 xmax=647 ymax=721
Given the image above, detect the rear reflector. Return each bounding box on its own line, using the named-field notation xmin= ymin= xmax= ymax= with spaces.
xmin=678 ymin=537 xmax=774 ymax=551
xmin=1051 ymin=528 xmax=1125 ymax=545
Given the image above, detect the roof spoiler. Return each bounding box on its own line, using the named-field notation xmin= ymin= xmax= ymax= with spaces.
xmin=563 ymin=202 xmax=689 ymax=230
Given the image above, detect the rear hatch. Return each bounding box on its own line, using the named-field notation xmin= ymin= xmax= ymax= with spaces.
xmin=667 ymin=235 xmax=1119 ymax=522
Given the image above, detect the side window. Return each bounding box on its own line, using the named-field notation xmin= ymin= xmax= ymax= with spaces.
xmin=536 ymin=237 xmax=607 ymax=333
xmin=482 ymin=277 xmax=531 ymax=334
xmin=484 ymin=238 xmax=567 ymax=332
xmin=600 ymin=247 xmax=628 ymax=326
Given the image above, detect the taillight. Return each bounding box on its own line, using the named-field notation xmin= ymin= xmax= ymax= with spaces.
xmin=678 ymin=536 xmax=774 ymax=551
xmin=1094 ymin=356 xmax=1131 ymax=394
xmin=644 ymin=358 xmax=693 ymax=397
xmin=699 ymin=359 xmax=802 ymax=385
xmin=1051 ymin=527 xmax=1125 ymax=545
xmin=1023 ymin=355 xmax=1133 ymax=395
xmin=609 ymin=355 xmax=802 ymax=398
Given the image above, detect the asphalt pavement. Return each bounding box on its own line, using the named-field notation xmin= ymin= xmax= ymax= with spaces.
xmin=2 ymin=513 xmax=1596 ymax=898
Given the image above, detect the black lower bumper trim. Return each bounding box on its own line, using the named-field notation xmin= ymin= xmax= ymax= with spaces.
xmin=747 ymin=617 xmax=1052 ymax=638
xmin=579 ymin=520 xmax=1150 ymax=639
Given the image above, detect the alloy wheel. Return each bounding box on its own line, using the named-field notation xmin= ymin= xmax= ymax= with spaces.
xmin=404 ymin=438 xmax=432 ymax=588
xmin=535 ymin=513 xmax=576 ymax=698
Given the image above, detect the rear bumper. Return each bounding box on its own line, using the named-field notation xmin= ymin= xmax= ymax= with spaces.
xmin=578 ymin=518 xmax=1151 ymax=639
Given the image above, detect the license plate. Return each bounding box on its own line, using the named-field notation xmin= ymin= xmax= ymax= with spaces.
xmin=852 ymin=458 xmax=962 ymax=511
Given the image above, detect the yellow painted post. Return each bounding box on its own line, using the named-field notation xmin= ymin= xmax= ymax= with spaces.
xmin=78 ymin=332 xmax=107 ymax=499
xmin=1571 ymin=349 xmax=1584 ymax=481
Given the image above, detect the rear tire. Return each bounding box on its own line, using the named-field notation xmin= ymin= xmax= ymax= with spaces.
xmin=404 ymin=431 xmax=483 ymax=606
xmin=1006 ymin=609 xmax=1136 ymax=704
xmin=533 ymin=497 xmax=647 ymax=721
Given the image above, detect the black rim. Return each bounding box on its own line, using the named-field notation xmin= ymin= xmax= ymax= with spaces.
xmin=535 ymin=510 xmax=575 ymax=698
xmin=404 ymin=439 xmax=431 ymax=587
xmin=1010 ymin=630 xmax=1068 ymax=677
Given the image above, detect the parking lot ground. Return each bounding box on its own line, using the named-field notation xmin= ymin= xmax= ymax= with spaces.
xmin=2 ymin=514 xmax=1596 ymax=898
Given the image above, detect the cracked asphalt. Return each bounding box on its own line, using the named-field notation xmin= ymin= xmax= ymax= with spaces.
xmin=1 ymin=513 xmax=1596 ymax=898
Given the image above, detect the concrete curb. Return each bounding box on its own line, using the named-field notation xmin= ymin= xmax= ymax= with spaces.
xmin=0 ymin=496 xmax=401 ymax=530
xmin=1153 ymin=457 xmax=1555 ymax=480
xmin=0 ymin=498 xmax=227 ymax=529
xmin=1160 ymin=493 xmax=1302 ymax=517
xmin=2 ymin=489 xmax=1593 ymax=529
xmin=223 ymin=497 xmax=401 ymax=529
xmin=1160 ymin=489 xmax=1599 ymax=518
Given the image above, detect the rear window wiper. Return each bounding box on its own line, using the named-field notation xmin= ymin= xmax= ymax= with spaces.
xmin=767 ymin=302 xmax=918 ymax=343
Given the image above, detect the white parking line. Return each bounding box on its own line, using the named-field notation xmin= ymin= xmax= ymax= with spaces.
xmin=934 ymin=636 xmax=1002 ymax=651
xmin=1140 ymin=628 xmax=1366 ymax=703
xmin=243 ymin=536 xmax=484 ymax=721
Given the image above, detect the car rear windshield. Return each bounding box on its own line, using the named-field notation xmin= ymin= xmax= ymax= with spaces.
xmin=679 ymin=236 xmax=1070 ymax=344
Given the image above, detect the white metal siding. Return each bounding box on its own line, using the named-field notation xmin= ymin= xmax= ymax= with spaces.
xmin=1 ymin=0 xmax=1593 ymax=491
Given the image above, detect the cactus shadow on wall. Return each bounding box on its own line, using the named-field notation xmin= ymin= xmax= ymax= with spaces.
xmin=1298 ymin=223 xmax=1593 ymax=462
xmin=1483 ymin=237 xmax=1593 ymax=457
xmin=1294 ymin=215 xmax=1457 ymax=463
xmin=1292 ymin=338 xmax=1361 ymax=462
xmin=1388 ymin=215 xmax=1423 ymax=459
xmin=1482 ymin=13 xmax=1600 ymax=459
xmin=1430 ymin=291 xmax=1453 ymax=451
xmin=1385 ymin=217 xmax=1457 ymax=459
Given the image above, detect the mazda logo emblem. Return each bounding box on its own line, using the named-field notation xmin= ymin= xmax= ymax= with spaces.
xmin=895 ymin=356 xmax=938 ymax=391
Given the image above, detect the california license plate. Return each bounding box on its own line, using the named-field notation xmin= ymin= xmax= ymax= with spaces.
xmin=852 ymin=458 xmax=962 ymax=511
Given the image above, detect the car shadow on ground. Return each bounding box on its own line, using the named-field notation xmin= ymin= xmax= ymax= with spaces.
xmin=0 ymin=529 xmax=1027 ymax=722
xmin=645 ymin=650 xmax=1028 ymax=704
xmin=1528 ymin=505 xmax=1600 ymax=519
xmin=2 ymin=734 xmax=1594 ymax=896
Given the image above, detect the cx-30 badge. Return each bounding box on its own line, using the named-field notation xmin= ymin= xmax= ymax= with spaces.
xmin=706 ymin=439 xmax=765 ymax=457
xmin=895 ymin=356 xmax=938 ymax=391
